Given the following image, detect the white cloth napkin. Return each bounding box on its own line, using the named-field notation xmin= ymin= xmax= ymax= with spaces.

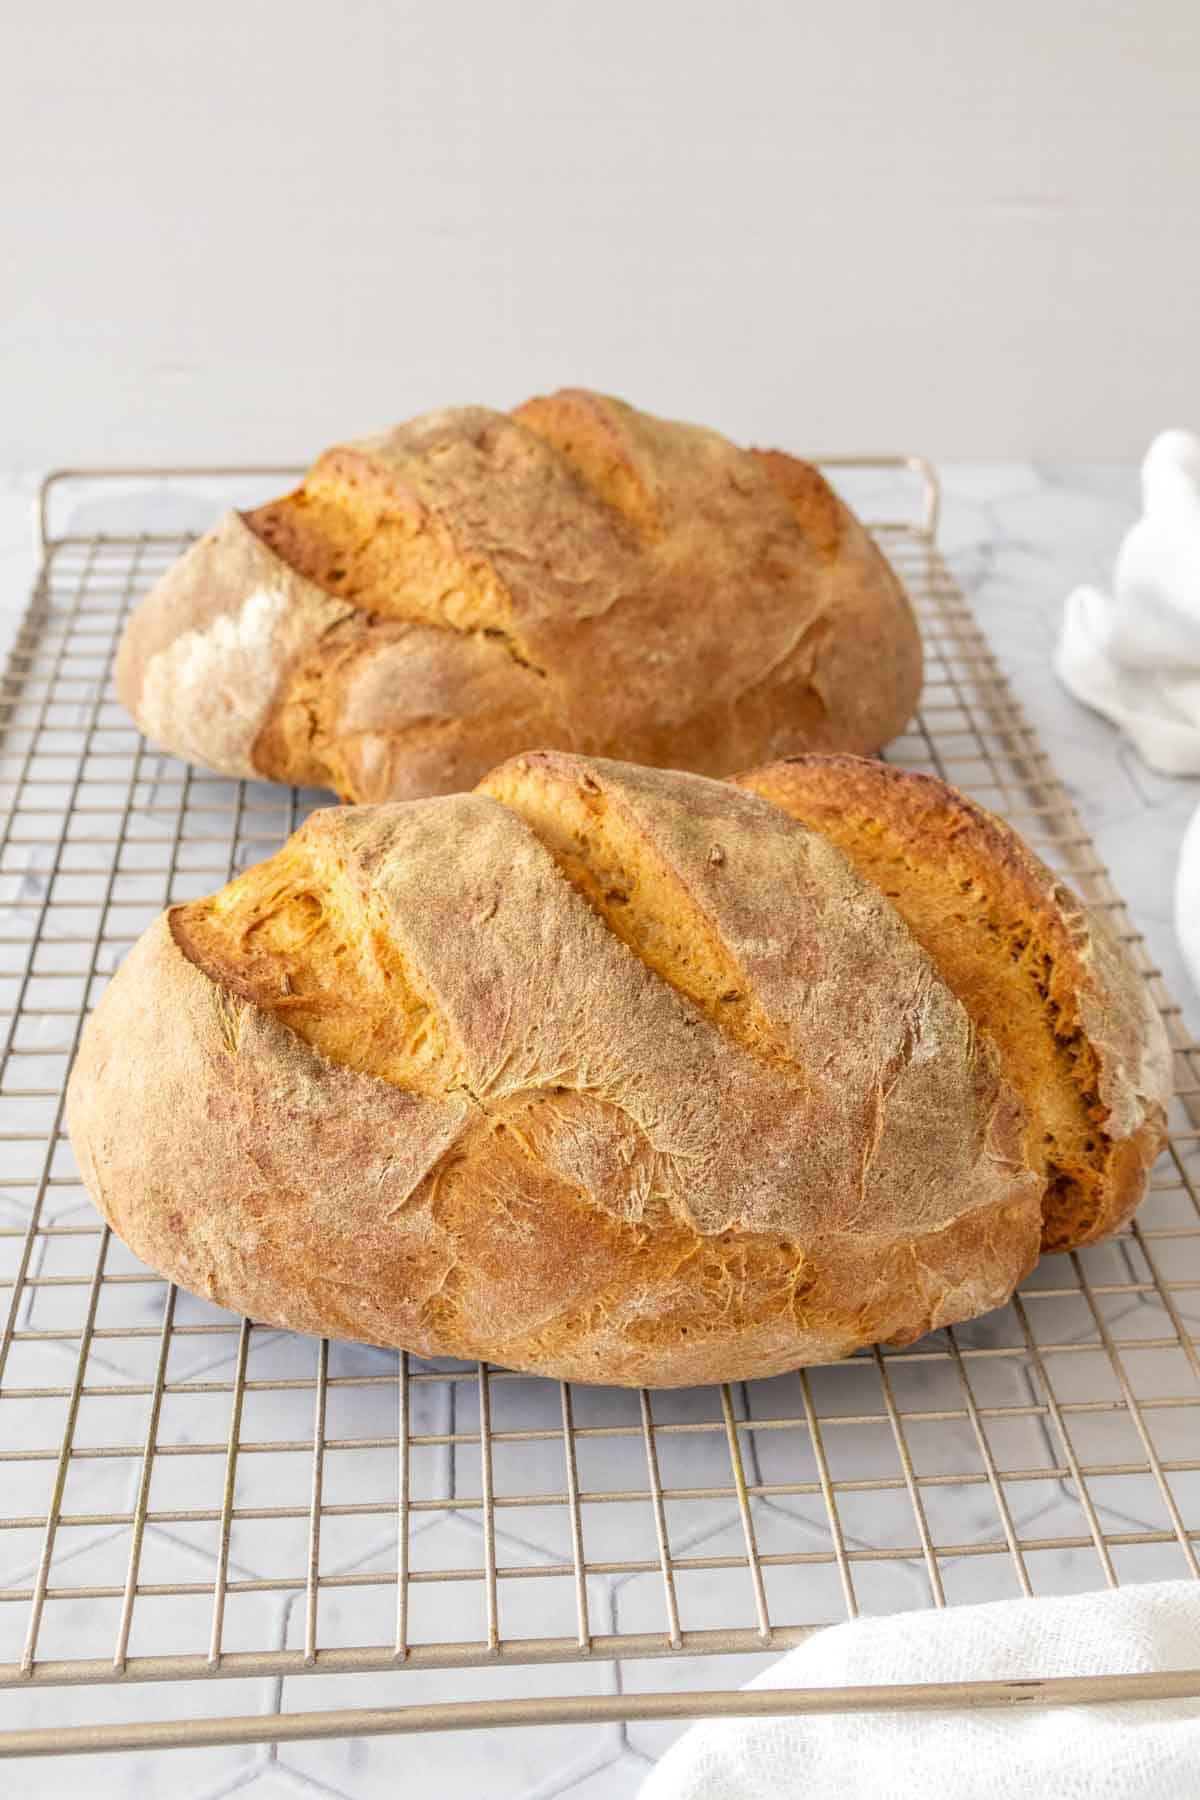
xmin=639 ymin=1582 xmax=1200 ymax=1799
xmin=1054 ymin=429 xmax=1200 ymax=1005
xmin=1055 ymin=429 xmax=1200 ymax=777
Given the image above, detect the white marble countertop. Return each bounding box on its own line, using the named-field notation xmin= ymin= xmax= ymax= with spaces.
xmin=0 ymin=463 xmax=1197 ymax=1796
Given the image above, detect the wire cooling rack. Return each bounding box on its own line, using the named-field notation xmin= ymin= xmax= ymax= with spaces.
xmin=0 ymin=461 xmax=1197 ymax=1762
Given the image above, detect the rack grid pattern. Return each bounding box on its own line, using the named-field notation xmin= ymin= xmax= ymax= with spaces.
xmin=0 ymin=464 xmax=1197 ymax=1759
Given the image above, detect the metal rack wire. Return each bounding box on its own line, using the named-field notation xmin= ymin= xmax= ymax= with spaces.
xmin=0 ymin=461 xmax=1197 ymax=1759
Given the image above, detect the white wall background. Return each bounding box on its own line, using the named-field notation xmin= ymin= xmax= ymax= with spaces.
xmin=3 ymin=0 xmax=1197 ymax=466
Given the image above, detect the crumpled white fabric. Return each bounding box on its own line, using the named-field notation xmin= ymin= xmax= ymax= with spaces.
xmin=1055 ymin=429 xmax=1200 ymax=778
xmin=1053 ymin=428 xmax=1200 ymax=1005
xmin=639 ymin=1582 xmax=1200 ymax=1800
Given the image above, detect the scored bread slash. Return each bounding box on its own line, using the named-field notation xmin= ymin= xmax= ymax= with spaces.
xmin=734 ymin=753 xmax=1171 ymax=1250
xmin=65 ymin=753 xmax=1168 ymax=1388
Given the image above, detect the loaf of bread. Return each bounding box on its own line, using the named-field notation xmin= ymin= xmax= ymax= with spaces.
xmin=114 ymin=391 xmax=921 ymax=803
xmin=65 ymin=752 xmax=1170 ymax=1386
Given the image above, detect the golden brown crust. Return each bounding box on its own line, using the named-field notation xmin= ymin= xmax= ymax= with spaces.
xmin=116 ymin=391 xmax=921 ymax=802
xmin=733 ymin=753 xmax=1171 ymax=1250
xmin=66 ymin=755 xmax=1045 ymax=1386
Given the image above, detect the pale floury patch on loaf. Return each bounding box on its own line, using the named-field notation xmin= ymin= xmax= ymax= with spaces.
xmin=138 ymin=587 xmax=289 ymax=778
xmin=117 ymin=511 xmax=354 ymax=780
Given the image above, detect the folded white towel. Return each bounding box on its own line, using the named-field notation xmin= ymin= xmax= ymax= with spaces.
xmin=639 ymin=1581 xmax=1200 ymax=1800
xmin=1055 ymin=429 xmax=1200 ymax=777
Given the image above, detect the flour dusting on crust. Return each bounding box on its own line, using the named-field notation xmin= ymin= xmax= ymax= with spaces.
xmin=123 ymin=510 xmax=355 ymax=780
xmin=138 ymin=586 xmax=295 ymax=778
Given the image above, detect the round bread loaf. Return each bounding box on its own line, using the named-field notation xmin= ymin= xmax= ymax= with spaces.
xmin=114 ymin=390 xmax=921 ymax=803
xmin=64 ymin=754 xmax=1170 ymax=1386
